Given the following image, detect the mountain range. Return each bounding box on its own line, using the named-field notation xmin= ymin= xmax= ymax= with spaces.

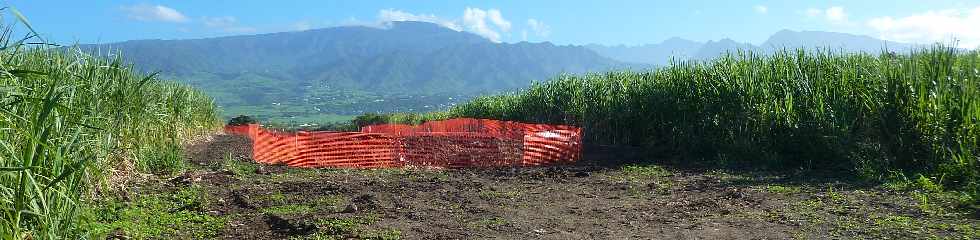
xmin=586 ymin=30 xmax=919 ymax=66
xmin=77 ymin=21 xmax=629 ymax=120
xmin=76 ymin=22 xmax=923 ymax=122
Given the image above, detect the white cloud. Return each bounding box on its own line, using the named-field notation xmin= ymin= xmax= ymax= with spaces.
xmin=463 ymin=8 xmax=512 ymax=42
xmin=526 ymin=18 xmax=550 ymax=37
xmin=754 ymin=5 xmax=768 ymax=14
xmin=803 ymin=6 xmax=848 ymax=23
xmin=825 ymin=6 xmax=847 ymax=22
xmin=372 ymin=8 xmax=514 ymax=42
xmin=485 ymin=9 xmax=512 ymax=32
xmin=120 ymin=4 xmax=189 ymax=23
xmin=378 ymin=9 xmax=462 ymax=31
xmin=868 ymin=7 xmax=980 ymax=48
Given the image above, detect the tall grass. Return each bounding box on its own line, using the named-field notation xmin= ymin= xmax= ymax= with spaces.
xmin=391 ymin=46 xmax=979 ymax=194
xmin=0 ymin=13 xmax=220 ymax=238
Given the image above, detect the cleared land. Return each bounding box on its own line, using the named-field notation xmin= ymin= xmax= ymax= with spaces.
xmin=93 ymin=134 xmax=980 ymax=239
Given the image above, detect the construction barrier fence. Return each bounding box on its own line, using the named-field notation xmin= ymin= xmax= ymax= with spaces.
xmin=224 ymin=118 xmax=582 ymax=168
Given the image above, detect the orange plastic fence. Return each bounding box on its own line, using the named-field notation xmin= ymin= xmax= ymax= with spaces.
xmin=224 ymin=118 xmax=582 ymax=168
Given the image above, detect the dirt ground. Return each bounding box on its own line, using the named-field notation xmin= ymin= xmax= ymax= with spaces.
xmin=159 ymin=134 xmax=979 ymax=239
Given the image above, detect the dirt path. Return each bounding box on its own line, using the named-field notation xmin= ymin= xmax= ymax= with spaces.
xmin=168 ymin=134 xmax=979 ymax=239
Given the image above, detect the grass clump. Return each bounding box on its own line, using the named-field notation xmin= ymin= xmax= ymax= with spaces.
xmin=314 ymin=195 xmax=347 ymax=211
xmin=227 ymin=115 xmax=257 ymax=126
xmin=80 ymin=187 xmax=225 ymax=239
xmin=469 ymin=217 xmax=508 ymax=229
xmin=261 ymin=204 xmax=314 ymax=215
xmin=0 ymin=10 xmax=220 ymax=238
xmin=766 ymin=184 xmax=802 ymax=194
xmin=300 ymin=215 xmax=384 ymax=239
xmin=221 ymin=153 xmax=258 ymax=177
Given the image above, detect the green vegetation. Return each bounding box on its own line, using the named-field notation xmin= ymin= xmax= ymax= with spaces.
xmin=221 ymin=153 xmax=259 ymax=177
xmin=313 ymin=195 xmax=347 ymax=211
xmin=227 ymin=115 xmax=258 ymax=126
xmin=766 ymin=185 xmax=802 ymax=194
xmin=296 ymin=215 xmax=397 ymax=240
xmin=262 ymin=204 xmax=314 ymax=215
xmin=760 ymin=184 xmax=980 ymax=239
xmin=470 ymin=217 xmax=508 ymax=229
xmin=379 ymin=46 xmax=979 ymax=202
xmin=0 ymin=11 xmax=219 ymax=238
xmin=81 ymin=186 xmax=225 ymax=239
xmin=621 ymin=164 xmax=672 ymax=178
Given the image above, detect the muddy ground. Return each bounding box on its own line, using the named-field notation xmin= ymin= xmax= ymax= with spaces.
xmin=129 ymin=134 xmax=979 ymax=239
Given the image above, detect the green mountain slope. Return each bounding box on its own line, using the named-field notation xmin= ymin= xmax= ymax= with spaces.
xmin=77 ymin=21 xmax=630 ymax=121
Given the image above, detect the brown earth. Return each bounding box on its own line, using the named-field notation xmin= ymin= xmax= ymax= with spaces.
xmin=162 ymin=134 xmax=979 ymax=239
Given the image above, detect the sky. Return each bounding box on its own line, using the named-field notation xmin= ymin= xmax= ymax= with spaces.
xmin=6 ymin=0 xmax=980 ymax=48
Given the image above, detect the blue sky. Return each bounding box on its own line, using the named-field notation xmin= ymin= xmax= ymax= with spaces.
xmin=7 ymin=0 xmax=980 ymax=47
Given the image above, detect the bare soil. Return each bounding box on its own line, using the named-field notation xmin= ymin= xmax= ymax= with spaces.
xmin=164 ymin=134 xmax=978 ymax=239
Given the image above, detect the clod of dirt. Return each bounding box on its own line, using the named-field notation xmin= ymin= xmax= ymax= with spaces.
xmin=231 ymin=191 xmax=252 ymax=209
xmin=723 ymin=187 xmax=749 ymax=200
xmin=107 ymin=228 xmax=129 ymax=240
xmin=574 ymin=171 xmax=590 ymax=177
xmin=342 ymin=202 xmax=358 ymax=213
xmin=169 ymin=172 xmax=201 ymax=186
xmin=264 ymin=214 xmax=316 ymax=236
xmin=255 ymin=166 xmax=269 ymax=175
xmin=255 ymin=164 xmax=289 ymax=175
xmin=351 ymin=194 xmax=378 ymax=210
xmin=217 ymin=169 xmax=235 ymax=175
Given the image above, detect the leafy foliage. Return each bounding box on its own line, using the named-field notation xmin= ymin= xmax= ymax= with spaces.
xmin=0 ymin=12 xmax=219 ymax=238
xmin=227 ymin=115 xmax=257 ymax=126
xmin=385 ymin=46 xmax=979 ymax=198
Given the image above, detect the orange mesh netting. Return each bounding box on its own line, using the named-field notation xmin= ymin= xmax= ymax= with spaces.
xmin=225 ymin=118 xmax=582 ymax=168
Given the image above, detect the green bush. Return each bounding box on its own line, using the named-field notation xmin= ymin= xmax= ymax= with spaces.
xmin=227 ymin=115 xmax=257 ymax=126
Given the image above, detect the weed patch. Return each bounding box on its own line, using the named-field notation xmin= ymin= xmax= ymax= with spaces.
xmin=80 ymin=186 xmax=224 ymax=239
xmin=262 ymin=204 xmax=314 ymax=215
xmin=766 ymin=184 xmax=802 ymax=194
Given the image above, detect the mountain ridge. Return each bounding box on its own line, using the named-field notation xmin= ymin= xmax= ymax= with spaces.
xmin=76 ymin=24 xmax=931 ymax=121
xmin=76 ymin=21 xmax=631 ymax=119
xmin=586 ymin=29 xmax=921 ymax=65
